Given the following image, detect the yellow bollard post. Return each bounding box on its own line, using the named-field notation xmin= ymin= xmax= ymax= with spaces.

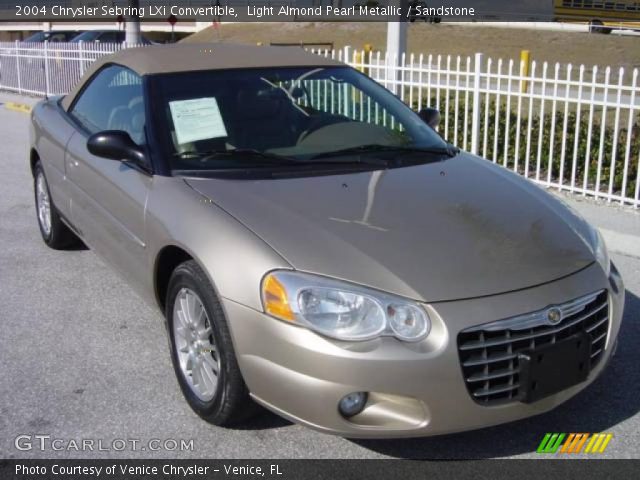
xmin=520 ymin=50 xmax=531 ymax=93
xmin=363 ymin=43 xmax=373 ymax=76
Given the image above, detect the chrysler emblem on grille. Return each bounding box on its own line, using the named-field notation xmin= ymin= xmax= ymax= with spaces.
xmin=546 ymin=307 xmax=563 ymax=325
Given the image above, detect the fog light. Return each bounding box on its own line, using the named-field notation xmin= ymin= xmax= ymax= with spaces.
xmin=338 ymin=392 xmax=368 ymax=418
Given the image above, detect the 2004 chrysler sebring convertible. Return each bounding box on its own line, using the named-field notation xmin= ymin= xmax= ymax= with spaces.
xmin=30 ymin=44 xmax=624 ymax=438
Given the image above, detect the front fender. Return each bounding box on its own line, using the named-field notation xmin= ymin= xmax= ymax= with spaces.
xmin=144 ymin=176 xmax=292 ymax=312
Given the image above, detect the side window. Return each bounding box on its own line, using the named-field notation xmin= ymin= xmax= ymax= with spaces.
xmin=70 ymin=65 xmax=146 ymax=145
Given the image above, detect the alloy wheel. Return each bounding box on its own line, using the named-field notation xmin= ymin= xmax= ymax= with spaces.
xmin=36 ymin=172 xmax=52 ymax=236
xmin=172 ymin=288 xmax=221 ymax=402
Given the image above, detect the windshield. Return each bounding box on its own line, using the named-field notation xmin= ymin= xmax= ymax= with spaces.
xmin=23 ymin=31 xmax=76 ymax=42
xmin=151 ymin=66 xmax=449 ymax=173
xmin=23 ymin=32 xmax=46 ymax=42
xmin=70 ymin=31 xmax=102 ymax=42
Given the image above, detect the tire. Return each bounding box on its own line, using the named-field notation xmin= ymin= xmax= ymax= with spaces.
xmin=33 ymin=161 xmax=80 ymax=250
xmin=589 ymin=19 xmax=611 ymax=34
xmin=166 ymin=260 xmax=256 ymax=426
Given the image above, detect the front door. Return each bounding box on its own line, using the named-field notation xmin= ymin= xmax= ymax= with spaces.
xmin=64 ymin=65 xmax=151 ymax=291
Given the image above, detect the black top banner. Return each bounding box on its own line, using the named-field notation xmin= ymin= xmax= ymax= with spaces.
xmin=1 ymin=0 xmax=565 ymax=22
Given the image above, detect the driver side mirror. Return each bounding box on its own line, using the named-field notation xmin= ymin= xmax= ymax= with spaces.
xmin=418 ymin=108 xmax=441 ymax=129
xmin=87 ymin=130 xmax=146 ymax=165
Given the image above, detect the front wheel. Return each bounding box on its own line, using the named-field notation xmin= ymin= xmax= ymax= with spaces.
xmin=166 ymin=260 xmax=256 ymax=426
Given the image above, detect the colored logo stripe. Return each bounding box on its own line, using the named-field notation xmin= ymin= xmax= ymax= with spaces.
xmin=584 ymin=433 xmax=613 ymax=454
xmin=560 ymin=433 xmax=589 ymax=454
xmin=537 ymin=433 xmax=613 ymax=454
xmin=537 ymin=433 xmax=566 ymax=453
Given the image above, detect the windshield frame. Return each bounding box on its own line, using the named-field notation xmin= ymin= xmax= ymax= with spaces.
xmin=147 ymin=65 xmax=449 ymax=177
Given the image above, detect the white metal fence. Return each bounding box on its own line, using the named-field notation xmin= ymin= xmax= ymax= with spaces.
xmin=321 ymin=47 xmax=640 ymax=208
xmin=0 ymin=41 xmax=131 ymax=96
xmin=1 ymin=41 xmax=639 ymax=208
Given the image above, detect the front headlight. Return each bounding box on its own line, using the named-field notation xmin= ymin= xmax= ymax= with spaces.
xmin=590 ymin=227 xmax=611 ymax=277
xmin=261 ymin=271 xmax=431 ymax=342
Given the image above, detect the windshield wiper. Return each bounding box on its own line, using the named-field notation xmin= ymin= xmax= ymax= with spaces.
xmin=174 ymin=147 xmax=389 ymax=168
xmin=172 ymin=143 xmax=460 ymax=171
xmin=174 ymin=148 xmax=301 ymax=165
xmin=309 ymin=143 xmax=459 ymax=161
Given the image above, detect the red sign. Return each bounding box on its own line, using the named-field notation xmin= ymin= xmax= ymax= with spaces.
xmin=167 ymin=14 xmax=177 ymax=26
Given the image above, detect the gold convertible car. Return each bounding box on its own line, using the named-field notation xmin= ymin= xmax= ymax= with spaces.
xmin=30 ymin=44 xmax=624 ymax=438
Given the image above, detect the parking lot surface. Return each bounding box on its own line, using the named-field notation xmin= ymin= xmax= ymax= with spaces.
xmin=1 ymin=94 xmax=639 ymax=459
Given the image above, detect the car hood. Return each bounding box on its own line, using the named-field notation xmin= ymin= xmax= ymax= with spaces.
xmin=185 ymin=153 xmax=596 ymax=302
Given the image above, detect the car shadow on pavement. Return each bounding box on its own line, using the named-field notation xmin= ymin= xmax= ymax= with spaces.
xmin=231 ymin=406 xmax=293 ymax=431
xmin=349 ymin=289 xmax=640 ymax=459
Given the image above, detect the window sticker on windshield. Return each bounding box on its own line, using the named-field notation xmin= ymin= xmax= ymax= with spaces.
xmin=169 ymin=97 xmax=228 ymax=144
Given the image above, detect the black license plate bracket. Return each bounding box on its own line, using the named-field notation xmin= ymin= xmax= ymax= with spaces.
xmin=519 ymin=332 xmax=591 ymax=403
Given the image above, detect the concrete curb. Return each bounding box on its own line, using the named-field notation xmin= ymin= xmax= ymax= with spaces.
xmin=4 ymin=102 xmax=32 ymax=114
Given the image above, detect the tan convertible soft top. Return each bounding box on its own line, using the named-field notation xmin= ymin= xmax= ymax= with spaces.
xmin=61 ymin=43 xmax=344 ymax=111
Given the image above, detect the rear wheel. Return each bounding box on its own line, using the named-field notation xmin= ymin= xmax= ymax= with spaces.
xmin=166 ymin=260 xmax=256 ymax=425
xmin=33 ymin=161 xmax=79 ymax=249
xmin=589 ymin=19 xmax=611 ymax=34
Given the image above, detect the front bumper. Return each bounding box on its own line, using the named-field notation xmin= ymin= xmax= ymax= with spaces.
xmin=223 ymin=263 xmax=624 ymax=438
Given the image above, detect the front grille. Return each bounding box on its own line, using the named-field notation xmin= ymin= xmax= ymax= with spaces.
xmin=457 ymin=290 xmax=609 ymax=405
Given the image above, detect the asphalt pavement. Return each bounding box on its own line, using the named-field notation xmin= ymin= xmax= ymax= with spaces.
xmin=1 ymin=92 xmax=639 ymax=459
